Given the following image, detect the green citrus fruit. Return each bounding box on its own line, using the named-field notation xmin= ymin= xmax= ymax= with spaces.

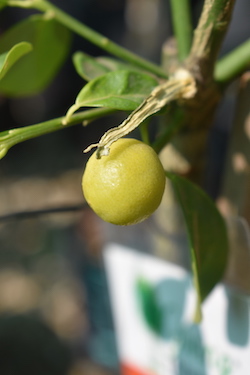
xmin=82 ymin=138 xmax=166 ymax=225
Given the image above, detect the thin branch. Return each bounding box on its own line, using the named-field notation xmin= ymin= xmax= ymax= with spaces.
xmin=215 ymin=39 xmax=250 ymax=84
xmin=0 ymin=107 xmax=115 ymax=159
xmin=7 ymin=0 xmax=168 ymax=79
xmin=0 ymin=203 xmax=87 ymax=222
xmin=169 ymin=0 xmax=193 ymax=61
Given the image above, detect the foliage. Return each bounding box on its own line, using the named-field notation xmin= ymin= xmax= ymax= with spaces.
xmin=0 ymin=14 xmax=71 ymax=95
xmin=1 ymin=0 xmax=250 ymax=318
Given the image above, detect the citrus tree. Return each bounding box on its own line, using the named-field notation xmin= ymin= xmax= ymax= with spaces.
xmin=0 ymin=0 xmax=250 ymax=320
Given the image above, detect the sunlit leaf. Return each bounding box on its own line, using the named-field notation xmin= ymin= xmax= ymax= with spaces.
xmin=167 ymin=172 xmax=229 ymax=322
xmin=73 ymin=51 xmax=110 ymax=81
xmin=0 ymin=14 xmax=71 ymax=96
xmin=65 ymin=69 xmax=158 ymax=120
xmin=0 ymin=42 xmax=32 ymax=80
xmin=96 ymin=56 xmax=142 ymax=72
xmin=73 ymin=52 xmax=145 ymax=81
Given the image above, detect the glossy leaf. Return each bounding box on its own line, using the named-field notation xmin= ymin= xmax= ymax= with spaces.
xmin=73 ymin=52 xmax=144 ymax=81
xmin=65 ymin=69 xmax=158 ymax=120
xmin=96 ymin=56 xmax=142 ymax=72
xmin=73 ymin=51 xmax=110 ymax=81
xmin=167 ymin=172 xmax=229 ymax=322
xmin=0 ymin=14 xmax=71 ymax=96
xmin=0 ymin=42 xmax=32 ymax=80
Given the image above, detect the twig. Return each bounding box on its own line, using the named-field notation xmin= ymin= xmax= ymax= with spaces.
xmin=0 ymin=203 xmax=87 ymax=222
xmin=215 ymin=39 xmax=250 ymax=84
xmin=0 ymin=107 xmax=115 ymax=159
xmin=7 ymin=0 xmax=168 ymax=79
xmin=169 ymin=0 xmax=193 ymax=61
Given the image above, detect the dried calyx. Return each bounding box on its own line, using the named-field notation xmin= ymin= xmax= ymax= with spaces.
xmin=83 ymin=69 xmax=196 ymax=158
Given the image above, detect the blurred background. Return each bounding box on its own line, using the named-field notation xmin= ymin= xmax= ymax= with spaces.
xmin=0 ymin=0 xmax=250 ymax=374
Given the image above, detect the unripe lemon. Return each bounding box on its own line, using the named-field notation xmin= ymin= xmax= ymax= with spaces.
xmin=82 ymin=138 xmax=166 ymax=225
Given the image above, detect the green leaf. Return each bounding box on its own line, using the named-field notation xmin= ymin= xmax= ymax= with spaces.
xmin=0 ymin=42 xmax=32 ymax=80
xmin=73 ymin=51 xmax=110 ymax=81
xmin=65 ymin=69 xmax=158 ymax=120
xmin=73 ymin=52 xmax=145 ymax=81
xmin=0 ymin=0 xmax=7 ymax=11
xmin=136 ymin=278 xmax=162 ymax=335
xmin=96 ymin=56 xmax=147 ymax=73
xmin=0 ymin=14 xmax=71 ymax=96
xmin=167 ymin=172 xmax=229 ymax=322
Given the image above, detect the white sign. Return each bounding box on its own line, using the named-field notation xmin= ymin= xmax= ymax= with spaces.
xmin=104 ymin=243 xmax=250 ymax=375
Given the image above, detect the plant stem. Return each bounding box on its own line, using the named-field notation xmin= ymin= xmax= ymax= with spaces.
xmin=0 ymin=107 xmax=115 ymax=159
xmin=215 ymin=39 xmax=250 ymax=84
xmin=187 ymin=0 xmax=236 ymax=80
xmin=0 ymin=203 xmax=87 ymax=222
xmin=7 ymin=0 xmax=167 ymax=79
xmin=169 ymin=0 xmax=193 ymax=62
